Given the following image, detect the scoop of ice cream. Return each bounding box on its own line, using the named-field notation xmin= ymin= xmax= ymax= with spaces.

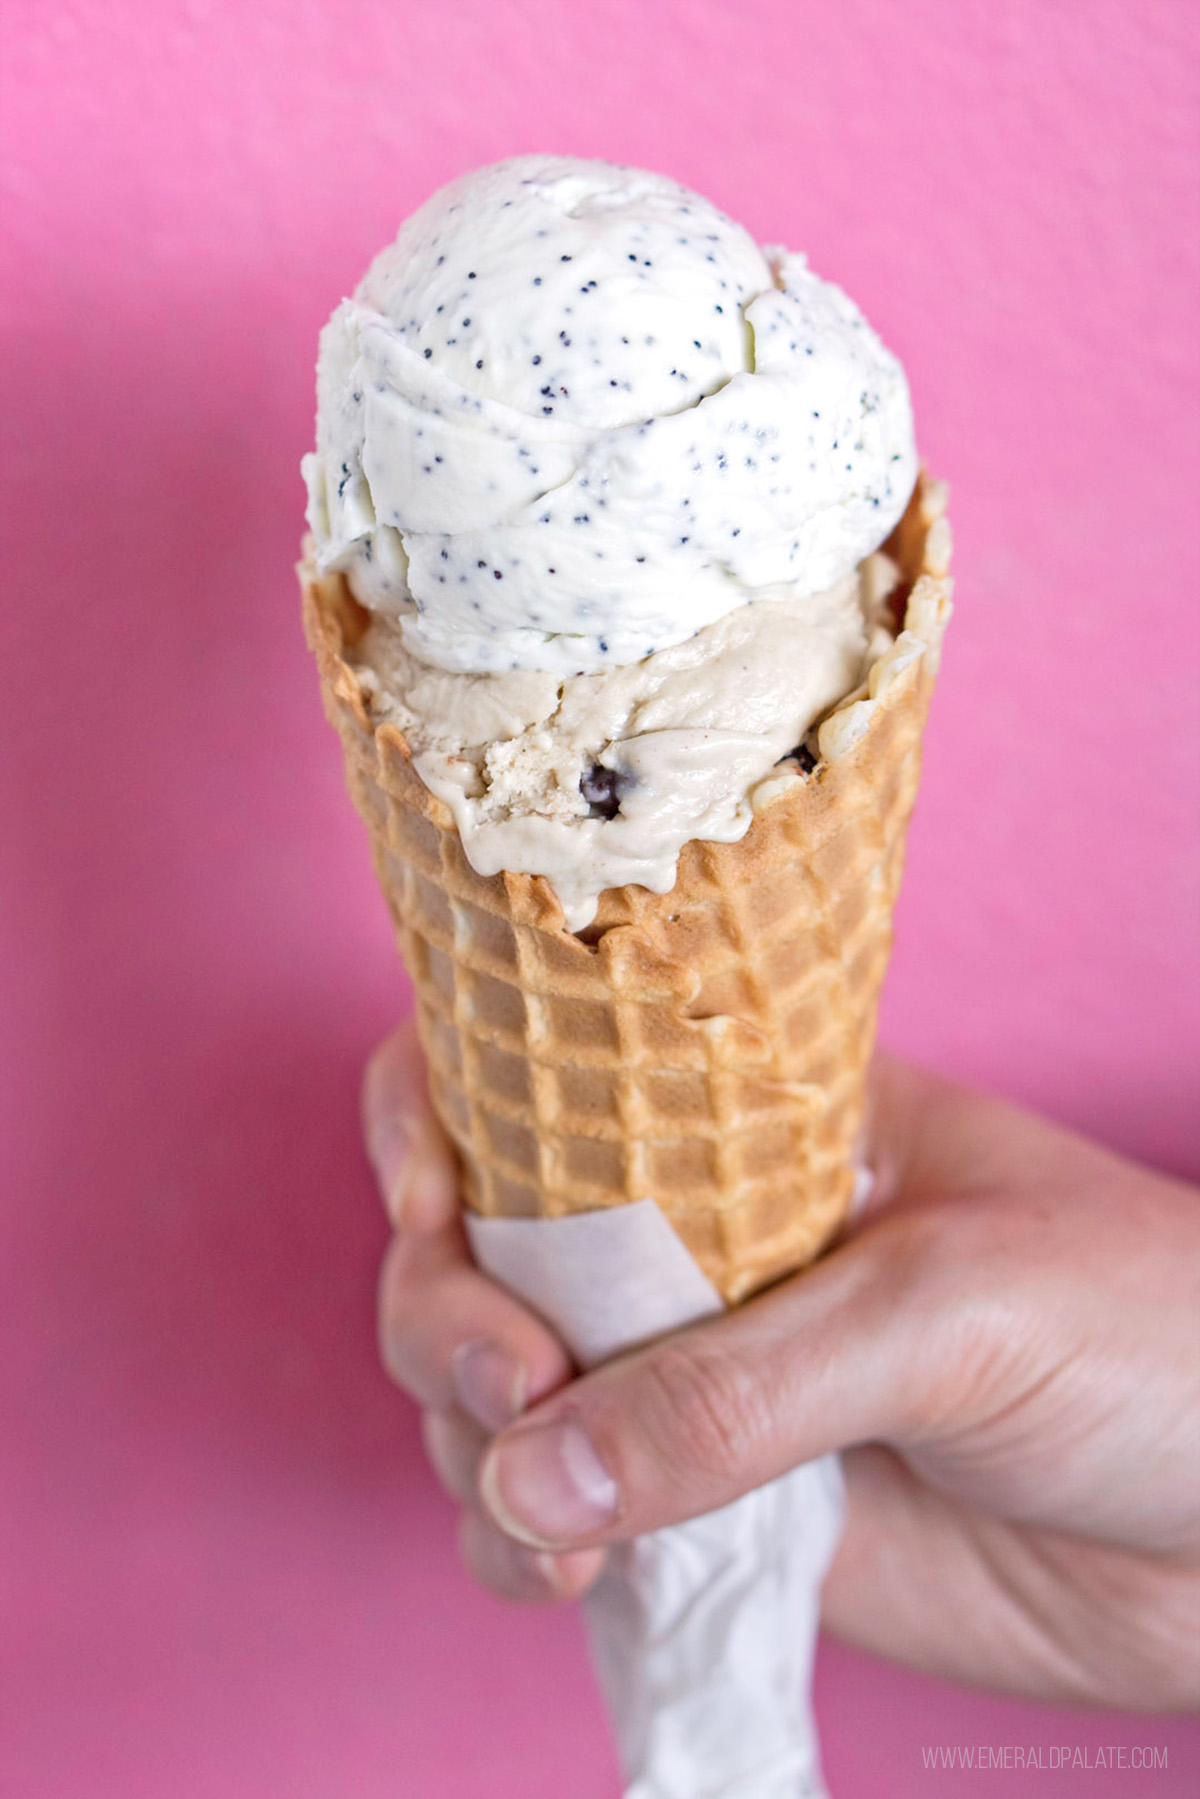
xmin=347 ymin=550 xmax=901 ymax=930
xmin=303 ymin=156 xmax=917 ymax=675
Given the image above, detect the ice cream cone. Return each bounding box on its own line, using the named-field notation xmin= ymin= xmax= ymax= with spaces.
xmin=302 ymin=473 xmax=951 ymax=1305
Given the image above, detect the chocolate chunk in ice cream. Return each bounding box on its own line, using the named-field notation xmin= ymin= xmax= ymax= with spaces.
xmin=580 ymin=763 xmax=624 ymax=820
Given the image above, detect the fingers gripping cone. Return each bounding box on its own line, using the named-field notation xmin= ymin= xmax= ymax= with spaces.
xmin=302 ymin=473 xmax=951 ymax=1305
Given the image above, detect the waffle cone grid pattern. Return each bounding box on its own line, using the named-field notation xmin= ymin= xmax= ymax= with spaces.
xmin=304 ymin=476 xmax=951 ymax=1303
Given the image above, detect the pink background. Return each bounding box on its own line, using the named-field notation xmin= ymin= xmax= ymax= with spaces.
xmin=3 ymin=2 xmax=1198 ymax=1794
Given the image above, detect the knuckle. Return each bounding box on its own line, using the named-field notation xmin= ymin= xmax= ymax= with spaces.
xmin=375 ymin=1239 xmax=430 ymax=1392
xmin=422 ymin=1410 xmax=483 ymax=1503
xmin=457 ymin=1510 xmax=502 ymax=1595
xmin=857 ymin=1202 xmax=962 ymax=1315
xmin=377 ymin=1231 xmax=434 ymax=1338
xmin=458 ymin=1510 xmax=544 ymax=1605
xmin=638 ymin=1340 xmax=773 ymax=1487
xmin=853 ymin=1204 xmax=1018 ymax=1435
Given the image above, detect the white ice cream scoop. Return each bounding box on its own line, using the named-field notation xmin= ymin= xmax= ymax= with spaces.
xmin=303 ymin=155 xmax=917 ymax=676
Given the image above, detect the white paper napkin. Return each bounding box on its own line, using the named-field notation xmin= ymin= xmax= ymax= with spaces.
xmin=466 ymin=1201 xmax=844 ymax=1799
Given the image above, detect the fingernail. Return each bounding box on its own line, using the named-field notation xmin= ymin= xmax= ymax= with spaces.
xmin=510 ymin=1543 xmax=603 ymax=1599
xmin=362 ymin=1045 xmax=413 ymax=1210
xmin=511 ymin=1543 xmax=563 ymax=1591
xmin=364 ymin=1114 xmax=414 ymax=1227
xmin=451 ymin=1339 xmax=526 ymax=1434
xmin=481 ymin=1418 xmax=618 ymax=1548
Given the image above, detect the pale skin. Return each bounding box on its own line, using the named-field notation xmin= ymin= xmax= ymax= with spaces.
xmin=365 ymin=1019 xmax=1200 ymax=1711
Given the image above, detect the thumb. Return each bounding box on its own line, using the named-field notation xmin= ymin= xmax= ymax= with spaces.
xmin=478 ymin=1201 xmax=960 ymax=1550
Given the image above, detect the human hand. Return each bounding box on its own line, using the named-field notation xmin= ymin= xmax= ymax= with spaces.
xmin=366 ymin=1019 xmax=1200 ymax=1709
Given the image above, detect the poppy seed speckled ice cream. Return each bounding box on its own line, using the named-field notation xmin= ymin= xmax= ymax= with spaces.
xmin=303 ymin=155 xmax=919 ymax=927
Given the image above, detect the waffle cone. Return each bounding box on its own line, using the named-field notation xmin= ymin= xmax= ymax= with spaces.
xmin=302 ymin=475 xmax=951 ymax=1304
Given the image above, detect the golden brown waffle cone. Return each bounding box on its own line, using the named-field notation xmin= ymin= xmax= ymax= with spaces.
xmin=302 ymin=474 xmax=952 ymax=1304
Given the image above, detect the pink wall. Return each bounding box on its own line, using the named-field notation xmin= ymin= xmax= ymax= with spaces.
xmin=2 ymin=2 xmax=1197 ymax=1794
